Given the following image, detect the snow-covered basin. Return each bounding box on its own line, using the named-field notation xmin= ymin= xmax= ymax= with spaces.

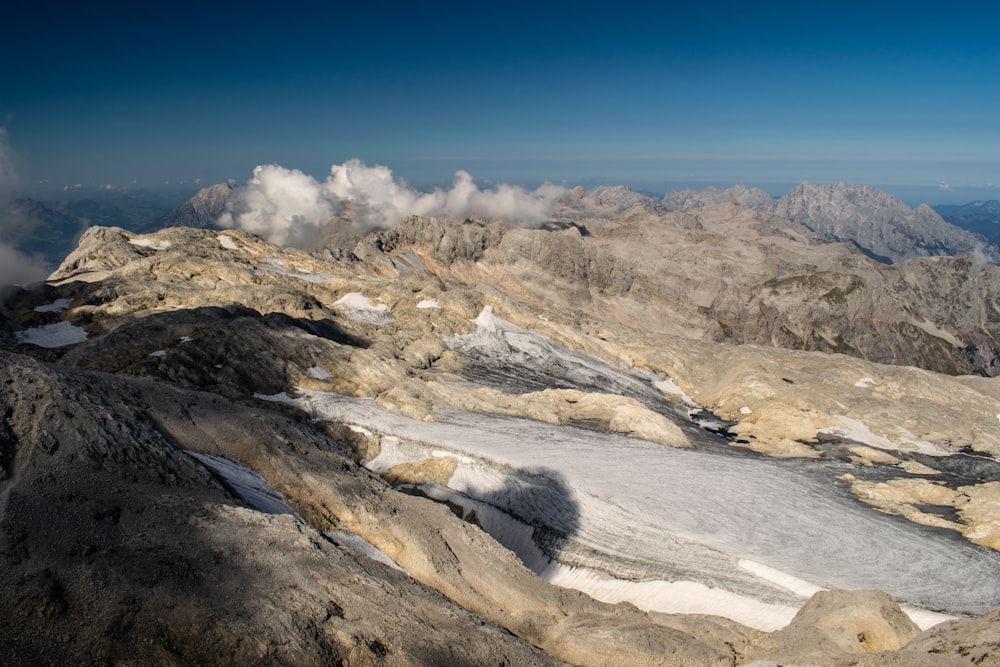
xmin=261 ymin=390 xmax=997 ymax=631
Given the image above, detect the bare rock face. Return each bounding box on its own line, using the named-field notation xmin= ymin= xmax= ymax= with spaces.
xmin=739 ymin=590 xmax=970 ymax=667
xmin=0 ymin=351 xmax=562 ymax=666
xmin=662 ymin=183 xmax=775 ymax=211
xmin=772 ymin=181 xmax=1000 ymax=263
xmin=906 ymin=607 xmax=1000 ymax=666
xmin=155 ymin=183 xmax=233 ymax=229
xmin=557 ymin=184 xmax=665 ymax=218
xmin=369 ymin=207 xmax=1000 ymax=377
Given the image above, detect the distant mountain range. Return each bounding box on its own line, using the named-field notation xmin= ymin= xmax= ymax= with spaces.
xmin=663 ymin=181 xmax=1000 ymax=264
xmin=5 ymin=181 xmax=1000 ymax=275
xmin=1 ymin=190 xmax=193 ymax=268
xmin=933 ymin=200 xmax=1000 ymax=246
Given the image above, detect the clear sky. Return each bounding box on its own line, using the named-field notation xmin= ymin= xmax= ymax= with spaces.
xmin=3 ymin=0 xmax=1000 ymax=203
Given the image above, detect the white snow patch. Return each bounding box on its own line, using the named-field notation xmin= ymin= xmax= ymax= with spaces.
xmin=15 ymin=321 xmax=88 ymax=348
xmin=217 ymin=234 xmax=240 ymax=250
xmin=179 ymin=336 xmax=193 ymax=343
xmin=129 ymin=237 xmax=172 ymax=250
xmin=545 ymin=565 xmax=799 ymax=632
xmin=258 ymin=257 xmax=334 ymax=283
xmin=739 ymin=406 xmax=753 ymax=415
xmin=854 ymin=377 xmax=877 ymax=388
xmin=333 ymin=292 xmax=387 ymax=311
xmin=33 ymin=298 xmax=72 ymax=313
xmin=433 ymin=449 xmax=473 ymax=464
xmin=254 ymin=391 xmax=299 ymax=405
xmin=901 ymin=606 xmax=960 ymax=631
xmin=307 ymin=366 xmax=332 ymax=380
xmin=331 ymin=292 xmax=393 ymax=325
xmin=324 ymin=530 xmax=406 ymax=572
xmin=185 ymin=451 xmax=302 ymax=519
xmin=654 ymin=378 xmax=697 ymax=405
xmin=149 ymin=350 xmax=166 ymax=357
xmin=738 ymin=559 xmax=824 ymax=598
xmin=416 ymin=298 xmax=440 ymax=309
xmin=818 ymin=416 xmax=953 ymax=456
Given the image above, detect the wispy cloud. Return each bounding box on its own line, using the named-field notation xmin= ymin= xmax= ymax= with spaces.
xmin=219 ymin=159 xmax=567 ymax=246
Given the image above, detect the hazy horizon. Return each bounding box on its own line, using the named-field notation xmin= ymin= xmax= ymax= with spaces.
xmin=3 ymin=1 xmax=999 ymax=209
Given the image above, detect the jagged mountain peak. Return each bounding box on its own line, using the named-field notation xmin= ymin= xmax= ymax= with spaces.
xmin=773 ymin=181 xmax=1000 ymax=263
xmin=155 ymin=182 xmax=234 ymax=229
xmin=662 ymin=183 xmax=774 ymax=211
xmin=556 ymin=184 xmax=664 ymax=217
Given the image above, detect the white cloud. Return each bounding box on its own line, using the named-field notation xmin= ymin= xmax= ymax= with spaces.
xmin=0 ymin=127 xmax=54 ymax=286
xmin=0 ymin=244 xmax=49 ymax=287
xmin=938 ymin=181 xmax=953 ymax=192
xmin=220 ymin=159 xmax=567 ymax=246
xmin=219 ymin=164 xmax=337 ymax=247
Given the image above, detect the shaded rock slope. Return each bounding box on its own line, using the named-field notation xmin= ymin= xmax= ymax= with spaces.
xmin=2 ymin=218 xmax=1000 ymax=665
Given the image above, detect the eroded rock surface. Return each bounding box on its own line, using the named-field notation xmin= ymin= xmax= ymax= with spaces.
xmin=3 ymin=218 xmax=1000 ymax=665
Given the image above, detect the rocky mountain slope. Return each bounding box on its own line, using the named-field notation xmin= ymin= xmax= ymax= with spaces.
xmin=936 ymin=200 xmax=1000 ymax=246
xmin=772 ymin=182 xmax=1000 ymax=263
xmin=3 ymin=206 xmax=1000 ymax=665
xmin=664 ymin=181 xmax=1000 ymax=265
xmin=364 ymin=204 xmax=1000 ymax=377
xmin=154 ymin=183 xmax=233 ymax=229
xmin=663 ymin=183 xmax=774 ymax=211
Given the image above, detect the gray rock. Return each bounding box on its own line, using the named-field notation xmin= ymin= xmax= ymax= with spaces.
xmin=773 ymin=181 xmax=1000 ymax=263
xmin=155 ymin=183 xmax=233 ymax=229
xmin=663 ymin=183 xmax=775 ymax=211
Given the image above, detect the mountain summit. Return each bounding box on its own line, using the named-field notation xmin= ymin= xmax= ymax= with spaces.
xmin=772 ymin=181 xmax=999 ymax=263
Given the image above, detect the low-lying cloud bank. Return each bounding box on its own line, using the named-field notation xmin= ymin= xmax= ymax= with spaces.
xmin=219 ymin=159 xmax=567 ymax=246
xmin=0 ymin=128 xmax=53 ymax=286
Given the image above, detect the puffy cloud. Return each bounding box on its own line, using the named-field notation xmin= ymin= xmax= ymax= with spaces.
xmin=218 ymin=164 xmax=337 ymax=247
xmin=220 ymin=159 xmax=567 ymax=246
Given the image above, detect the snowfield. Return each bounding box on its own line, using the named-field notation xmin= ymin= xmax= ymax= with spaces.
xmin=262 ymin=388 xmax=996 ymax=631
xmin=255 ymin=307 xmax=1000 ymax=631
xmin=15 ymin=321 xmax=88 ymax=348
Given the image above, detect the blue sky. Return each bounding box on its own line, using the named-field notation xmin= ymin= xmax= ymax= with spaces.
xmin=3 ymin=1 xmax=1000 ymax=203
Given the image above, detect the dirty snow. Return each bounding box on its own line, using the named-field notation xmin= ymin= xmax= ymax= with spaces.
xmin=15 ymin=321 xmax=88 ymax=348
xmin=185 ymin=451 xmax=302 ymax=519
xmin=33 ymin=298 xmax=72 ymax=313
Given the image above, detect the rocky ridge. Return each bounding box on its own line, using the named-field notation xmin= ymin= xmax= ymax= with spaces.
xmin=662 ymin=183 xmax=774 ymax=211
xmin=772 ymin=181 xmax=1000 ymax=263
xmin=2 ymin=217 xmax=1000 ymax=665
xmin=664 ymin=180 xmax=1000 ymax=265
xmin=154 ymin=183 xmax=234 ymax=229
